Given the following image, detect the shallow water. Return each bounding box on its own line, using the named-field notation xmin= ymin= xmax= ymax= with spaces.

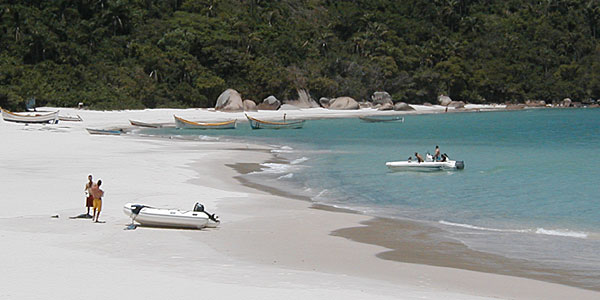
xmin=137 ymin=108 xmax=600 ymax=288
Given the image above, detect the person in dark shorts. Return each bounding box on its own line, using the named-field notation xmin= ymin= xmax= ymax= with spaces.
xmin=84 ymin=175 xmax=94 ymax=217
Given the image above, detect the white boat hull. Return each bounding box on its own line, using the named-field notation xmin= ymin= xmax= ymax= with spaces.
xmin=123 ymin=203 xmax=219 ymax=229
xmin=245 ymin=114 xmax=305 ymax=129
xmin=59 ymin=115 xmax=83 ymax=122
xmin=386 ymin=160 xmax=464 ymax=171
xmin=130 ymin=120 xmax=162 ymax=128
xmin=86 ymin=128 xmax=122 ymax=135
xmin=174 ymin=115 xmax=236 ymax=129
xmin=2 ymin=109 xmax=59 ymax=124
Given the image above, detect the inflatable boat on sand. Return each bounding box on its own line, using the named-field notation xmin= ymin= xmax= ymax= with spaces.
xmin=123 ymin=202 xmax=219 ymax=229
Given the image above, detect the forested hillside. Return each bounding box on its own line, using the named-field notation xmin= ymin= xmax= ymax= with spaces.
xmin=1 ymin=0 xmax=599 ymax=110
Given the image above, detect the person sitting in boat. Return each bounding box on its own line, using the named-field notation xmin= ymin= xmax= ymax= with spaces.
xmin=440 ymin=153 xmax=448 ymax=162
xmin=414 ymin=152 xmax=424 ymax=163
xmin=433 ymin=146 xmax=441 ymax=161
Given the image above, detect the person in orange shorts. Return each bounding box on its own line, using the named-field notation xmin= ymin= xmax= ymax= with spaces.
xmin=91 ymin=180 xmax=104 ymax=223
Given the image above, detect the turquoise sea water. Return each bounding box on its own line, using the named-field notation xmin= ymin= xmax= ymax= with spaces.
xmin=138 ymin=108 xmax=600 ymax=287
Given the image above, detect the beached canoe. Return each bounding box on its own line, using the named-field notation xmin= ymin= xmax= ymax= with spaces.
xmin=386 ymin=159 xmax=464 ymax=171
xmin=174 ymin=115 xmax=236 ymax=129
xmin=359 ymin=115 xmax=405 ymax=123
xmin=86 ymin=128 xmax=123 ymax=135
xmin=1 ymin=108 xmax=59 ymax=124
xmin=58 ymin=115 xmax=83 ymax=122
xmin=245 ymin=114 xmax=305 ymax=129
xmin=123 ymin=202 xmax=220 ymax=229
xmin=129 ymin=119 xmax=162 ymax=128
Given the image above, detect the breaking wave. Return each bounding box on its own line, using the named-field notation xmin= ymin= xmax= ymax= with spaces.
xmin=439 ymin=220 xmax=589 ymax=239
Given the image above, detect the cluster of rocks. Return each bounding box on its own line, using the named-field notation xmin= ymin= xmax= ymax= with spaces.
xmin=214 ymin=89 xmax=417 ymax=112
xmin=437 ymin=95 xmax=465 ymax=108
xmin=507 ymin=98 xmax=599 ymax=109
xmin=215 ymin=88 xmax=599 ymax=112
xmin=550 ymin=98 xmax=599 ymax=108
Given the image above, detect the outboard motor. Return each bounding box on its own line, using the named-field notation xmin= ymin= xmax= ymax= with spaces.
xmin=194 ymin=202 xmax=220 ymax=223
xmin=131 ymin=204 xmax=146 ymax=215
xmin=193 ymin=202 xmax=205 ymax=212
xmin=455 ymin=161 xmax=465 ymax=169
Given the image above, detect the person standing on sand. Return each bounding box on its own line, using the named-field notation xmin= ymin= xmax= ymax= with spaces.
xmin=84 ymin=175 xmax=94 ymax=217
xmin=91 ymin=180 xmax=104 ymax=223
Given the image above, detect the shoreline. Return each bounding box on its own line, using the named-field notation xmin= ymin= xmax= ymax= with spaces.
xmin=227 ymin=151 xmax=599 ymax=292
xmin=133 ymin=106 xmax=599 ymax=293
xmin=198 ymin=156 xmax=596 ymax=300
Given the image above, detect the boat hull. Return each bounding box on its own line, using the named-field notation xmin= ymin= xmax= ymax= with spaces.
xmin=245 ymin=114 xmax=305 ymax=129
xmin=130 ymin=120 xmax=162 ymax=128
xmin=174 ymin=115 xmax=236 ymax=129
xmin=123 ymin=203 xmax=218 ymax=229
xmin=86 ymin=128 xmax=122 ymax=135
xmin=386 ymin=160 xmax=464 ymax=171
xmin=59 ymin=115 xmax=83 ymax=122
xmin=359 ymin=115 xmax=404 ymax=123
xmin=2 ymin=109 xmax=59 ymax=124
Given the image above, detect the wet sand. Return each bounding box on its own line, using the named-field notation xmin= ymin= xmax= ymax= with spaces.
xmin=229 ymin=161 xmax=600 ymax=292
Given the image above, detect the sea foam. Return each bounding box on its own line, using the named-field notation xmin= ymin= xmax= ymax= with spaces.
xmin=278 ymin=173 xmax=294 ymax=179
xmin=535 ymin=228 xmax=588 ymax=239
xmin=439 ymin=220 xmax=589 ymax=239
xmin=291 ymin=157 xmax=309 ymax=165
xmin=439 ymin=220 xmax=528 ymax=233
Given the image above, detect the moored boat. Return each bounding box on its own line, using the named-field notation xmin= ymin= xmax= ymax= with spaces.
xmin=129 ymin=119 xmax=163 ymax=128
xmin=1 ymin=108 xmax=59 ymax=124
xmin=86 ymin=128 xmax=123 ymax=135
xmin=245 ymin=114 xmax=305 ymax=129
xmin=174 ymin=115 xmax=236 ymax=129
xmin=58 ymin=115 xmax=83 ymax=122
xmin=359 ymin=115 xmax=404 ymax=123
xmin=123 ymin=202 xmax=220 ymax=229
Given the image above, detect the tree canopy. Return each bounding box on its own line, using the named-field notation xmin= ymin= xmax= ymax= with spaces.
xmin=1 ymin=0 xmax=599 ymax=110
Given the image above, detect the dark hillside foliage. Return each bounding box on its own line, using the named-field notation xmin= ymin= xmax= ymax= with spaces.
xmin=1 ymin=0 xmax=598 ymax=110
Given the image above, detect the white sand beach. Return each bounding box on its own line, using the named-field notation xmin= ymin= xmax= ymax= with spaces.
xmin=0 ymin=107 xmax=597 ymax=300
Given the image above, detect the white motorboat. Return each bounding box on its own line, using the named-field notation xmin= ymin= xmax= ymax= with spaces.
xmin=123 ymin=202 xmax=220 ymax=229
xmin=386 ymin=154 xmax=464 ymax=171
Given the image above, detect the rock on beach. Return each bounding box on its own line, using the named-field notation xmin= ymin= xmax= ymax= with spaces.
xmin=257 ymin=95 xmax=281 ymax=110
xmin=215 ymin=89 xmax=244 ymax=111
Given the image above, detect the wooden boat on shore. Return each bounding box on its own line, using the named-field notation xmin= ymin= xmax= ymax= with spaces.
xmin=174 ymin=115 xmax=236 ymax=129
xmin=1 ymin=108 xmax=59 ymax=124
xmin=123 ymin=202 xmax=220 ymax=229
xmin=58 ymin=115 xmax=83 ymax=122
xmin=86 ymin=128 xmax=123 ymax=135
xmin=130 ymin=119 xmax=163 ymax=128
xmin=359 ymin=115 xmax=405 ymax=123
xmin=245 ymin=114 xmax=305 ymax=129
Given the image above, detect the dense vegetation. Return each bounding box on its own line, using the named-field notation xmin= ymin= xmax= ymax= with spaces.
xmin=1 ymin=0 xmax=599 ymax=110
